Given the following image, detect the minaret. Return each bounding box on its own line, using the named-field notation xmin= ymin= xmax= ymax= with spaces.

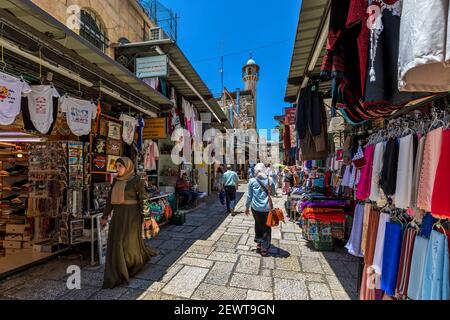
xmin=242 ymin=58 xmax=260 ymax=92
xmin=241 ymin=57 xmax=259 ymax=130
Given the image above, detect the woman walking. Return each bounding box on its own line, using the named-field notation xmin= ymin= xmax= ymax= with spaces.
xmin=100 ymin=157 xmax=158 ymax=289
xmin=245 ymin=163 xmax=276 ymax=257
xmin=282 ymin=167 xmax=292 ymax=195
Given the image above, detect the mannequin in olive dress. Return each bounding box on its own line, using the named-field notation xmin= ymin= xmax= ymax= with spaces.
xmin=100 ymin=157 xmax=158 ymax=289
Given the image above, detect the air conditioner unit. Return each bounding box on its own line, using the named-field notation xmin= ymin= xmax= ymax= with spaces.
xmin=149 ymin=27 xmax=166 ymax=41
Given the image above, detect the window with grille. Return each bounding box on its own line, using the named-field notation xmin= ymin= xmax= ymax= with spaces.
xmin=80 ymin=9 xmax=109 ymax=52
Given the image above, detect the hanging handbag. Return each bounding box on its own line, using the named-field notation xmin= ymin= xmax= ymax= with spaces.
xmin=143 ymin=217 xmax=160 ymax=239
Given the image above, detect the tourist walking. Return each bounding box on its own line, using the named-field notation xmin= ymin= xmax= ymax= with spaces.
xmin=245 ymin=163 xmax=276 ymax=256
xmin=223 ymin=165 xmax=239 ymax=215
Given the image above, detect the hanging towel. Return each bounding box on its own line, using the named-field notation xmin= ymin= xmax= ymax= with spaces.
xmin=421 ymin=230 xmax=449 ymax=300
xmin=407 ymin=236 xmax=429 ymax=300
xmin=372 ymin=212 xmax=391 ymax=277
xmin=417 ymin=128 xmax=443 ymax=212
xmin=345 ymin=204 xmax=365 ymax=257
xmin=380 ymin=222 xmax=403 ymax=296
xmin=395 ymin=228 xmax=417 ymax=299
xmin=341 ymin=165 xmax=352 ymax=187
xmin=394 ymin=134 xmax=414 ymax=209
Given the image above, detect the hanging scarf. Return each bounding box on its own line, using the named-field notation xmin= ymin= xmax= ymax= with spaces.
xmin=110 ymin=157 xmax=136 ymax=205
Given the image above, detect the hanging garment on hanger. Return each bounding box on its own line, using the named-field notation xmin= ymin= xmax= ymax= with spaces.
xmin=398 ymin=0 xmax=450 ymax=92
xmin=431 ymin=129 xmax=450 ymax=218
xmin=24 ymin=85 xmax=60 ymax=134
xmin=395 ymin=227 xmax=417 ymax=300
xmin=380 ymin=138 xmax=399 ymax=197
xmin=372 ymin=211 xmax=391 ymax=276
xmin=345 ymin=203 xmax=365 ymax=257
xmin=119 ymin=114 xmax=138 ymax=145
xmin=380 ymin=222 xmax=403 ymax=297
xmin=420 ymin=230 xmax=449 ymax=300
xmin=407 ymin=235 xmax=429 ymax=300
xmin=59 ymin=96 xmax=97 ymax=136
xmin=356 ymin=144 xmax=375 ymax=201
xmin=137 ymin=115 xmax=145 ymax=151
xmin=417 ymin=128 xmax=443 ymax=212
xmin=360 ymin=208 xmax=383 ymax=300
xmin=360 ymin=203 xmax=372 ymax=256
xmin=0 ymin=72 xmax=32 ymax=125
xmin=394 ymin=134 xmax=414 ymax=209
xmin=419 ymin=213 xmax=438 ymax=239
xmin=143 ymin=139 xmax=159 ymax=171
xmin=369 ymin=141 xmax=385 ymax=203
xmin=410 ymin=134 xmax=426 ymax=210
xmin=364 ymin=0 xmax=425 ymax=108
xmin=296 ymin=87 xmax=323 ymax=139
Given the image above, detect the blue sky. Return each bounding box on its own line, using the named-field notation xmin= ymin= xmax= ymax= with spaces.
xmin=157 ymin=0 xmax=301 ymax=133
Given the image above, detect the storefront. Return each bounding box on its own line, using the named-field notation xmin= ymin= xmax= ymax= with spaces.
xmin=0 ymin=0 xmax=179 ymax=278
xmin=285 ymin=0 xmax=450 ymax=300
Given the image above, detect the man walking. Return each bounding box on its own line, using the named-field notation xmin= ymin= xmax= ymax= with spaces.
xmin=223 ymin=165 xmax=239 ymax=215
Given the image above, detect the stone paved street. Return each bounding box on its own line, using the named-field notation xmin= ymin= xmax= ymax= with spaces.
xmin=0 ymin=184 xmax=360 ymax=300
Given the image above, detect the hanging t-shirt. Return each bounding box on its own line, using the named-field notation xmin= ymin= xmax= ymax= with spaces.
xmin=25 ymin=85 xmax=60 ymax=134
xmin=0 ymin=72 xmax=32 ymax=125
xmin=143 ymin=139 xmax=159 ymax=171
xmin=119 ymin=114 xmax=138 ymax=145
xmin=60 ymin=96 xmax=97 ymax=136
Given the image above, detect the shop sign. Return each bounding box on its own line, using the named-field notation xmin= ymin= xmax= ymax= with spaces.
xmin=285 ymin=107 xmax=296 ymax=125
xmin=136 ymin=55 xmax=168 ymax=78
xmin=143 ymin=118 xmax=167 ymax=139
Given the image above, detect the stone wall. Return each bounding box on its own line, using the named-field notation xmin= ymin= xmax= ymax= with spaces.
xmin=31 ymin=0 xmax=156 ymax=57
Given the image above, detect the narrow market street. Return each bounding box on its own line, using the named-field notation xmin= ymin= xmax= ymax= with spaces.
xmin=0 ymin=183 xmax=359 ymax=300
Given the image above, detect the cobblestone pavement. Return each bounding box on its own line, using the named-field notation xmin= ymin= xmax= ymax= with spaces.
xmin=0 ymin=184 xmax=360 ymax=300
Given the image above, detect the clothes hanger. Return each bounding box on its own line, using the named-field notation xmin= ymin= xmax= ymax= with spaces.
xmin=432 ymin=219 xmax=447 ymax=234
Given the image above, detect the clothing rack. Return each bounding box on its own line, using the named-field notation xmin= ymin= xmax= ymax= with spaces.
xmin=388 ymin=93 xmax=449 ymax=119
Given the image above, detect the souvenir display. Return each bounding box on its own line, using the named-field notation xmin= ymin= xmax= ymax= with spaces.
xmin=106 ymin=139 xmax=122 ymax=156
xmin=108 ymin=121 xmax=121 ymax=140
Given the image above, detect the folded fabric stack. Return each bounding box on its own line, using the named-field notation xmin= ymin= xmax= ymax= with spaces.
xmin=299 ymin=194 xmax=349 ymax=251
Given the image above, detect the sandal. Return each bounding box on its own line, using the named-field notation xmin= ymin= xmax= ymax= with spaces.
xmin=260 ymin=249 xmax=269 ymax=257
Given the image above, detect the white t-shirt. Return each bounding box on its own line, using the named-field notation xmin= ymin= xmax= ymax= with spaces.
xmin=60 ymin=96 xmax=97 ymax=136
xmin=120 ymin=114 xmax=138 ymax=145
xmin=26 ymin=85 xmax=60 ymax=134
xmin=0 ymin=73 xmax=32 ymax=125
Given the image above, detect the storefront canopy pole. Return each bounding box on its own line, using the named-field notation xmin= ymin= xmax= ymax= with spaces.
xmin=154 ymin=46 xmax=222 ymax=123
xmin=301 ymin=10 xmax=330 ymax=89
xmin=0 ymin=37 xmax=93 ymax=87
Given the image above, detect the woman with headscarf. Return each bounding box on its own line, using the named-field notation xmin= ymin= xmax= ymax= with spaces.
xmin=100 ymin=157 xmax=158 ymax=289
xmin=245 ymin=163 xmax=276 ymax=257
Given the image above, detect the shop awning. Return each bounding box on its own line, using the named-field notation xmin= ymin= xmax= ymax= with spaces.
xmin=0 ymin=0 xmax=174 ymax=115
xmin=285 ymin=0 xmax=331 ymax=103
xmin=115 ymin=40 xmax=231 ymax=128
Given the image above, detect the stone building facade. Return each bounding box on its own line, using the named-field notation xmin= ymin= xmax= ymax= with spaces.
xmin=31 ymin=0 xmax=156 ymax=57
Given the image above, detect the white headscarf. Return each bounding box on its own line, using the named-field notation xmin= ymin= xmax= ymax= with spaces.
xmin=254 ymin=163 xmax=267 ymax=178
